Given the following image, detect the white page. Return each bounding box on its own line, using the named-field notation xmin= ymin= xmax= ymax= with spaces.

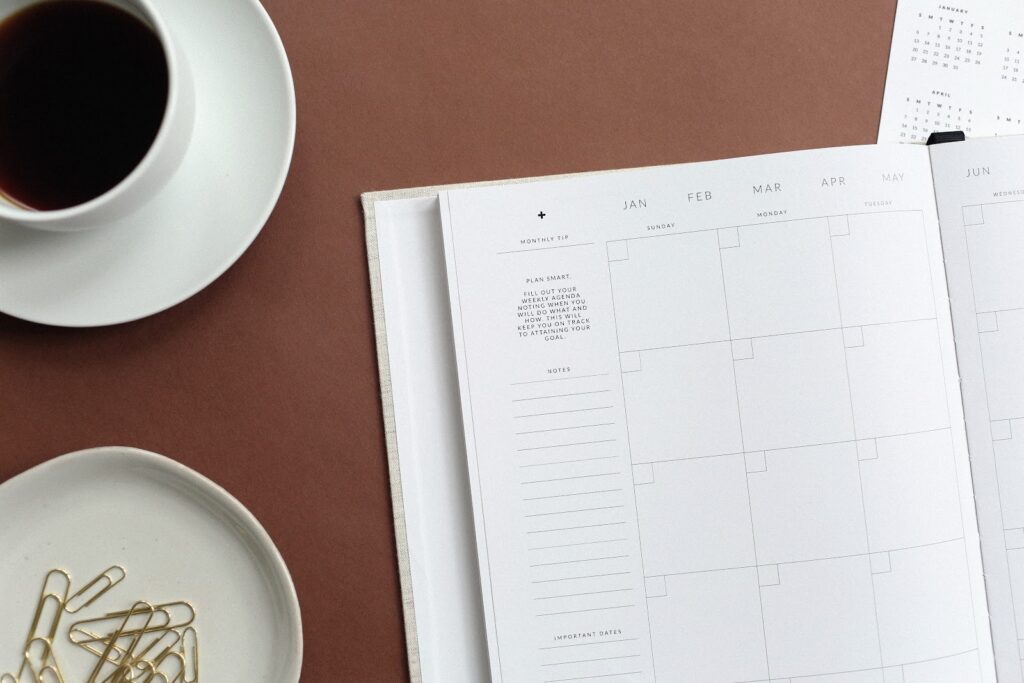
xmin=930 ymin=134 xmax=1024 ymax=683
xmin=879 ymin=0 xmax=1024 ymax=143
xmin=440 ymin=145 xmax=995 ymax=682
xmin=374 ymin=196 xmax=490 ymax=682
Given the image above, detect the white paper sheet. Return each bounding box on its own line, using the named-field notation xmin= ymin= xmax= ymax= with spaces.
xmin=373 ymin=196 xmax=490 ymax=682
xmin=879 ymin=0 xmax=1024 ymax=143
xmin=439 ymin=145 xmax=996 ymax=682
xmin=931 ymin=134 xmax=1024 ymax=683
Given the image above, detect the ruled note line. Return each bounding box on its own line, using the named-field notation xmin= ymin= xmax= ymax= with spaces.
xmin=512 ymin=373 xmax=610 ymax=386
xmin=529 ymin=538 xmax=629 ymax=551
xmin=518 ymin=440 xmax=617 ymax=453
xmin=527 ymin=522 xmax=627 ymax=535
xmin=531 ymin=571 xmax=631 ymax=585
xmin=538 ymin=604 xmax=636 ymax=617
xmin=520 ymin=456 xmax=618 ymax=469
xmin=516 ymin=406 xmax=615 ymax=419
xmin=516 ymin=423 xmax=616 ymax=435
xmin=522 ymin=472 xmax=621 ymax=485
xmin=513 ymin=390 xmax=612 ymax=403
xmin=530 ymin=554 xmax=629 ymax=568
xmin=525 ymin=505 xmax=624 ymax=518
xmin=523 ymin=488 xmax=623 ymax=502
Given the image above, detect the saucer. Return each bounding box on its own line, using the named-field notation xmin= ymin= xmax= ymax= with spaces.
xmin=0 ymin=446 xmax=303 ymax=682
xmin=0 ymin=0 xmax=296 ymax=327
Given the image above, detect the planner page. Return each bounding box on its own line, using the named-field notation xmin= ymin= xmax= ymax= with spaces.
xmin=879 ymin=0 xmax=1024 ymax=143
xmin=440 ymin=145 xmax=995 ymax=682
xmin=931 ymin=135 xmax=1024 ymax=683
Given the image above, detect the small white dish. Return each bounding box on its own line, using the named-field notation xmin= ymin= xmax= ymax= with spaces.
xmin=0 ymin=0 xmax=296 ymax=326
xmin=0 ymin=446 xmax=303 ymax=682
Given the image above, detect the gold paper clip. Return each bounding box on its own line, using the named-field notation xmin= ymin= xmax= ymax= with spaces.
xmin=98 ymin=662 xmax=133 ymax=683
xmin=86 ymin=601 xmax=156 ymax=683
xmin=181 ymin=626 xmax=198 ymax=683
xmin=154 ymin=650 xmax=185 ymax=683
xmin=134 ymin=650 xmax=185 ymax=683
xmin=18 ymin=570 xmax=70 ymax=680
xmin=69 ymin=625 xmax=130 ymax=664
xmin=137 ymin=602 xmax=194 ymax=631
xmin=23 ymin=637 xmax=65 ymax=683
xmin=39 ymin=665 xmax=66 ymax=683
xmin=73 ymin=601 xmax=193 ymax=640
xmin=65 ymin=566 xmax=126 ymax=614
xmin=70 ymin=606 xmax=171 ymax=649
xmin=131 ymin=627 xmax=181 ymax=670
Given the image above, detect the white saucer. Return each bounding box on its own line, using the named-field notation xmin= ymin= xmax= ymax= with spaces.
xmin=0 ymin=446 xmax=303 ymax=682
xmin=0 ymin=0 xmax=296 ymax=327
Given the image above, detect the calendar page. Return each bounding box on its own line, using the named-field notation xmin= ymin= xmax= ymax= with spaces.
xmin=931 ymin=135 xmax=1024 ymax=683
xmin=880 ymin=0 xmax=1024 ymax=143
xmin=438 ymin=144 xmax=996 ymax=682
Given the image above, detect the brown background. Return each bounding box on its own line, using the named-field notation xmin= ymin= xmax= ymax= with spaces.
xmin=0 ymin=1 xmax=898 ymax=680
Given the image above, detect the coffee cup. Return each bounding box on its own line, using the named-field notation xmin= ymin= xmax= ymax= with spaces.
xmin=0 ymin=0 xmax=194 ymax=232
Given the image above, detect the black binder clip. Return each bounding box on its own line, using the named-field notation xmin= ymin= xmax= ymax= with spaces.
xmin=926 ymin=130 xmax=966 ymax=145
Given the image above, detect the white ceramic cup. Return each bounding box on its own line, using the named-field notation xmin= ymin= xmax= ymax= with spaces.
xmin=0 ymin=0 xmax=194 ymax=232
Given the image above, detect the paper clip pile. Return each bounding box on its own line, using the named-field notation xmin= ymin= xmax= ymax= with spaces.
xmin=2 ymin=566 xmax=199 ymax=683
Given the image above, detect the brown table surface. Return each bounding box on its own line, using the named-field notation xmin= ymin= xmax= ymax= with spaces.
xmin=0 ymin=1 xmax=898 ymax=679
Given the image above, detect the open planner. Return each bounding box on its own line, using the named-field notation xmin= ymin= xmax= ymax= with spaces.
xmin=364 ymin=135 xmax=1024 ymax=683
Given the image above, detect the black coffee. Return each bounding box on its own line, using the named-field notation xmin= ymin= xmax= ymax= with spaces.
xmin=0 ymin=1 xmax=169 ymax=211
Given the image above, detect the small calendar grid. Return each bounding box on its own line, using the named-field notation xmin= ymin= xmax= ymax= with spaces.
xmin=899 ymin=93 xmax=974 ymax=143
xmin=910 ymin=11 xmax=985 ymax=71
xmin=1001 ymin=30 xmax=1024 ymax=86
xmin=882 ymin=2 xmax=1024 ymax=142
